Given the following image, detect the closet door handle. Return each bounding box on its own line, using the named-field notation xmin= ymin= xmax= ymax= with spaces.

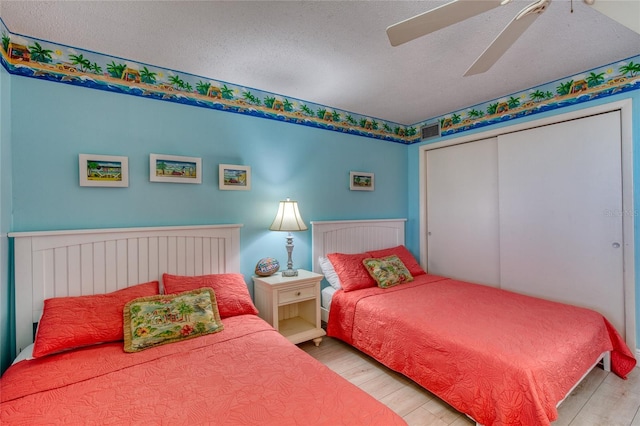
xmin=612 ymin=242 xmax=621 ymax=248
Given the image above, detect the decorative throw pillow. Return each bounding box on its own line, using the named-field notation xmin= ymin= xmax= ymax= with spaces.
xmin=123 ymin=288 xmax=224 ymax=353
xmin=362 ymin=255 xmax=414 ymax=288
xmin=327 ymin=252 xmax=376 ymax=292
xmin=162 ymin=273 xmax=258 ymax=318
xmin=318 ymin=256 xmax=341 ymax=290
xmin=33 ymin=280 xmax=160 ymax=358
xmin=367 ymin=245 xmax=426 ymax=277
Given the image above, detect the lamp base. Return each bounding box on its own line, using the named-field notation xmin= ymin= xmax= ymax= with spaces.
xmin=281 ymin=268 xmax=299 ymax=277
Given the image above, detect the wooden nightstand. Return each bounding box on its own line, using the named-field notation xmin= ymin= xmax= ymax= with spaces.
xmin=253 ymin=269 xmax=326 ymax=346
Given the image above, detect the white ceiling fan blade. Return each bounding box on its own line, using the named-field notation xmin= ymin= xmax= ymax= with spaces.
xmin=386 ymin=0 xmax=505 ymax=47
xmin=588 ymin=0 xmax=640 ymax=34
xmin=464 ymin=2 xmax=545 ymax=76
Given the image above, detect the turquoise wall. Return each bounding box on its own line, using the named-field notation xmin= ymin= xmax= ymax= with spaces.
xmin=0 ymin=65 xmax=13 ymax=373
xmin=9 ymin=74 xmax=407 ymax=275
xmin=405 ymin=91 xmax=640 ymax=348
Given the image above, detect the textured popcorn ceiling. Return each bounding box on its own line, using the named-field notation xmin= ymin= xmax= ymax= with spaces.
xmin=2 ymin=0 xmax=639 ymax=124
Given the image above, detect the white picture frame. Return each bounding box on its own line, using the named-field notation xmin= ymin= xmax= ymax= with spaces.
xmin=219 ymin=164 xmax=251 ymax=190
xmin=79 ymin=154 xmax=129 ymax=187
xmin=150 ymin=153 xmax=202 ymax=184
xmin=350 ymin=171 xmax=374 ymax=191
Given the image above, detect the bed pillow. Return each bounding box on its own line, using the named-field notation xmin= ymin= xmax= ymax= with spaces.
xmin=363 ymin=255 xmax=414 ymax=288
xmin=162 ymin=273 xmax=258 ymax=318
xmin=326 ymin=252 xmax=376 ymax=292
xmin=318 ymin=256 xmax=342 ymax=289
xmin=12 ymin=344 xmax=35 ymax=365
xmin=32 ymin=280 xmax=160 ymax=358
xmin=123 ymin=287 xmax=224 ymax=353
xmin=367 ymin=245 xmax=426 ymax=277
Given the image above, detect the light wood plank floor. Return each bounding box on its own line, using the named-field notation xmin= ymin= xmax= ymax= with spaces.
xmin=299 ymin=336 xmax=640 ymax=426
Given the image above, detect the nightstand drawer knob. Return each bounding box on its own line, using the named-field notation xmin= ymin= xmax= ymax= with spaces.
xmin=295 ymin=291 xmax=301 ymax=296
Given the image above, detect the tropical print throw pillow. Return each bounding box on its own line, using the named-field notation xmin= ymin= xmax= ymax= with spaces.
xmin=123 ymin=287 xmax=223 ymax=352
xmin=362 ymin=255 xmax=414 ymax=288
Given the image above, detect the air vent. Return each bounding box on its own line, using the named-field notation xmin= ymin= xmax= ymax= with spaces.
xmin=421 ymin=122 xmax=440 ymax=140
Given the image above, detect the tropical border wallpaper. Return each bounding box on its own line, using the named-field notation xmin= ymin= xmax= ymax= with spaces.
xmin=427 ymin=55 xmax=640 ymax=139
xmin=0 ymin=17 xmax=638 ymax=144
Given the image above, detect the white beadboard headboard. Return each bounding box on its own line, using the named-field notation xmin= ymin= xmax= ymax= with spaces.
xmin=310 ymin=219 xmax=407 ymax=274
xmin=9 ymin=224 xmax=242 ymax=353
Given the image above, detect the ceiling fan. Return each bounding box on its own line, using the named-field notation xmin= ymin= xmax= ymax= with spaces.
xmin=386 ymin=0 xmax=600 ymax=76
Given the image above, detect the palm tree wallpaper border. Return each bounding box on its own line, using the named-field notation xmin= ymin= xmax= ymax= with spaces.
xmin=0 ymin=18 xmax=638 ymax=144
xmin=428 ymin=60 xmax=640 ymax=138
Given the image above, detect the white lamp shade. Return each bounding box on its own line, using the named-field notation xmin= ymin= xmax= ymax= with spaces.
xmin=269 ymin=199 xmax=308 ymax=232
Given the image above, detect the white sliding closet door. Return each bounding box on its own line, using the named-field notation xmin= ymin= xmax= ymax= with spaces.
xmin=498 ymin=111 xmax=625 ymax=335
xmin=426 ymin=138 xmax=500 ymax=286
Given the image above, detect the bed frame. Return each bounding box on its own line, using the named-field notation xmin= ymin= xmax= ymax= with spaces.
xmin=9 ymin=224 xmax=242 ymax=354
xmin=310 ymin=218 xmax=611 ymax=425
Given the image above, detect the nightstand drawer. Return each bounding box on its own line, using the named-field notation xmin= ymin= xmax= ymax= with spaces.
xmin=279 ymin=284 xmax=315 ymax=305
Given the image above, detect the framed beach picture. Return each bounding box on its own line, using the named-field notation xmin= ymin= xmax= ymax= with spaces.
xmin=150 ymin=154 xmax=202 ymax=184
xmin=79 ymin=154 xmax=129 ymax=187
xmin=219 ymin=164 xmax=251 ymax=190
xmin=350 ymin=171 xmax=374 ymax=191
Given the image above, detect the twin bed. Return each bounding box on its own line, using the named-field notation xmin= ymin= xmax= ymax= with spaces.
xmin=311 ymin=219 xmax=637 ymax=426
xmin=0 ymin=224 xmax=405 ymax=425
xmin=2 ymin=220 xmax=636 ymax=426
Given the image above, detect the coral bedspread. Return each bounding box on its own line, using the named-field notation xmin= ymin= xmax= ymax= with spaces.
xmin=1 ymin=315 xmax=405 ymax=425
xmin=327 ymin=274 xmax=637 ymax=426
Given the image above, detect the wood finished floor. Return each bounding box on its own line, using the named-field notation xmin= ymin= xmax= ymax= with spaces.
xmin=299 ymin=336 xmax=640 ymax=426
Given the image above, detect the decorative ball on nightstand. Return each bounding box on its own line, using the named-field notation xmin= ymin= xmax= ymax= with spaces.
xmin=255 ymin=257 xmax=280 ymax=276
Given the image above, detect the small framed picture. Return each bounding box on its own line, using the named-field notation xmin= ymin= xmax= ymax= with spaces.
xmin=350 ymin=171 xmax=374 ymax=191
xmin=79 ymin=154 xmax=129 ymax=187
xmin=219 ymin=164 xmax=251 ymax=190
xmin=150 ymin=154 xmax=202 ymax=184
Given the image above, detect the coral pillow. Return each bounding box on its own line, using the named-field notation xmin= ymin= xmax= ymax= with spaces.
xmin=123 ymin=288 xmax=224 ymax=353
xmin=326 ymin=252 xmax=376 ymax=292
xmin=33 ymin=280 xmax=160 ymax=358
xmin=367 ymin=245 xmax=426 ymax=277
xmin=162 ymin=273 xmax=258 ymax=318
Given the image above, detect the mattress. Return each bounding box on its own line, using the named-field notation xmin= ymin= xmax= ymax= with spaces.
xmin=321 ymin=285 xmax=336 ymax=311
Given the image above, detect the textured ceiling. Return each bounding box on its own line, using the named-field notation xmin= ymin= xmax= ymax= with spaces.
xmin=2 ymin=0 xmax=639 ymax=125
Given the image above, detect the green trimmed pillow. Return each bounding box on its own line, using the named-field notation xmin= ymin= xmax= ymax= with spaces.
xmin=362 ymin=255 xmax=414 ymax=288
xmin=123 ymin=287 xmax=224 ymax=352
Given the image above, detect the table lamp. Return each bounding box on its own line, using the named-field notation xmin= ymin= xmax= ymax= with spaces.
xmin=269 ymin=198 xmax=308 ymax=277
